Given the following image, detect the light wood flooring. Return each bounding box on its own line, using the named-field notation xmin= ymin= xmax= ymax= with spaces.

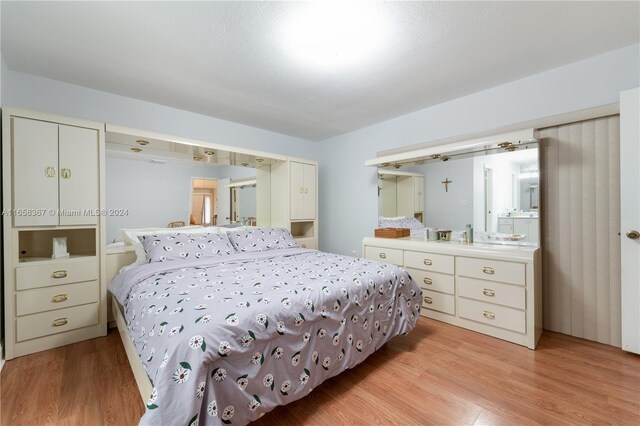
xmin=1 ymin=318 xmax=639 ymax=425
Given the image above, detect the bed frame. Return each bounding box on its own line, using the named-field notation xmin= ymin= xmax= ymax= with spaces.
xmin=112 ymin=295 xmax=153 ymax=402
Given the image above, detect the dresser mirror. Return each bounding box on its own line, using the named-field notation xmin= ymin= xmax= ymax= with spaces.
xmin=104 ymin=125 xmax=281 ymax=243
xmin=369 ymin=129 xmax=540 ymax=246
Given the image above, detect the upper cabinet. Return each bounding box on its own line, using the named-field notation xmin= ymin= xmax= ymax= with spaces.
xmin=271 ymin=159 xmax=318 ymax=249
xmin=290 ymin=161 xmax=316 ymax=220
xmin=12 ymin=117 xmax=99 ymax=226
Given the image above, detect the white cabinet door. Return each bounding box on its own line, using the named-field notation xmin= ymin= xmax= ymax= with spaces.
xmin=302 ymin=163 xmax=316 ymax=220
xmin=59 ymin=125 xmax=99 ymax=225
xmin=12 ymin=117 xmax=59 ymax=226
xmin=497 ymin=218 xmax=513 ymax=234
xmin=290 ymin=162 xmax=305 ymax=220
xmin=621 ymin=87 xmax=640 ymax=354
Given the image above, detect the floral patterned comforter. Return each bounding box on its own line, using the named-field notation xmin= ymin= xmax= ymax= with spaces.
xmin=109 ymin=248 xmax=422 ymax=425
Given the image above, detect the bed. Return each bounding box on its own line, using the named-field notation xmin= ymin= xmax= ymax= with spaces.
xmin=109 ymin=228 xmax=422 ymax=425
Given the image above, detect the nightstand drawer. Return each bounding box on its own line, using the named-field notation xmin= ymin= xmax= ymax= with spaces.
xmin=16 ymin=303 xmax=99 ymax=342
xmin=407 ymin=268 xmax=454 ymax=295
xmin=421 ymin=289 xmax=455 ymax=315
xmin=458 ymin=297 xmax=525 ymax=334
xmin=364 ymin=246 xmax=403 ymax=266
xmin=294 ymin=237 xmax=317 ymax=250
xmin=458 ymin=276 xmax=525 ymax=309
xmin=404 ymin=251 xmax=454 ymax=274
xmin=15 ymin=258 xmax=98 ymax=290
xmin=456 ymin=257 xmax=525 ymax=286
xmin=16 ymin=280 xmax=99 ymax=316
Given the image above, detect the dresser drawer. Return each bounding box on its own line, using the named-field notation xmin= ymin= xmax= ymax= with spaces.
xmin=456 ymin=257 xmax=525 ymax=286
xmin=458 ymin=297 xmax=525 ymax=334
xmin=404 ymin=251 xmax=454 ymax=274
xmin=421 ymin=289 xmax=455 ymax=315
xmin=458 ymin=276 xmax=525 ymax=310
xmin=16 ymin=280 xmax=99 ymax=316
xmin=16 ymin=303 xmax=99 ymax=342
xmin=407 ymin=268 xmax=455 ymax=295
xmin=364 ymin=246 xmax=403 ymax=266
xmin=16 ymin=258 xmax=98 ymax=290
xmin=294 ymin=237 xmax=317 ymax=250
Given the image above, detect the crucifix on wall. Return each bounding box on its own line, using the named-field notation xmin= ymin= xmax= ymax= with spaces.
xmin=442 ymin=178 xmax=453 ymax=192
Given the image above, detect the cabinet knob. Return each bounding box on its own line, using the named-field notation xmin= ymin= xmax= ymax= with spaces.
xmin=61 ymin=168 xmax=71 ymax=179
xmin=304 ymin=187 xmax=308 ymax=194
xmin=482 ymin=311 xmax=495 ymax=320
xmin=482 ymin=266 xmax=495 ymax=275
xmin=423 ymin=259 xmax=432 ymax=266
xmin=51 ymin=270 xmax=68 ymax=279
xmin=52 ymin=317 xmax=68 ymax=327
xmin=482 ymin=288 xmax=495 ymax=297
xmin=626 ymin=230 xmax=640 ymax=240
xmin=45 ymin=166 xmax=56 ymax=178
xmin=423 ymin=296 xmax=433 ymax=304
xmin=379 ymin=252 xmax=386 ymax=259
xmin=299 ymin=187 xmax=303 ymax=193
xmin=423 ymin=277 xmax=432 ymax=285
xmin=51 ymin=294 xmax=68 ymax=303
xmin=301 ymin=244 xmax=307 ymax=248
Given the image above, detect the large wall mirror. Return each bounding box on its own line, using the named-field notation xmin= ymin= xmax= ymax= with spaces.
xmin=371 ymin=129 xmax=540 ymax=246
xmin=104 ymin=126 xmax=281 ymax=243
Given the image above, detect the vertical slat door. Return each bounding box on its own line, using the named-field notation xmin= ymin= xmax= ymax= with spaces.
xmin=303 ymin=163 xmax=317 ymax=220
xmin=58 ymin=125 xmax=99 ymax=225
xmin=539 ymin=115 xmax=621 ymax=347
xmin=289 ymin=161 xmax=305 ymax=220
xmin=12 ymin=117 xmax=59 ymax=226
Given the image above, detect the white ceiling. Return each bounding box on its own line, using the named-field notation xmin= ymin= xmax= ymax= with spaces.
xmin=2 ymin=1 xmax=639 ymax=141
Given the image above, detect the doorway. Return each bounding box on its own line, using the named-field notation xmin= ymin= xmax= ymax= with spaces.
xmin=190 ymin=178 xmax=217 ymax=226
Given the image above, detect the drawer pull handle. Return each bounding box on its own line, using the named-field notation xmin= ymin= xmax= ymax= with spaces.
xmin=51 ymin=294 xmax=68 ymax=303
xmin=424 ymin=296 xmax=433 ymax=304
xmin=379 ymin=253 xmax=387 ymax=259
xmin=423 ymin=259 xmax=433 ymax=266
xmin=301 ymin=244 xmax=307 ymax=248
xmin=482 ymin=288 xmax=495 ymax=297
xmin=482 ymin=266 xmax=495 ymax=275
xmin=52 ymin=317 xmax=68 ymax=327
xmin=51 ymin=270 xmax=68 ymax=279
xmin=482 ymin=311 xmax=495 ymax=320
xmin=45 ymin=166 xmax=56 ymax=177
xmin=423 ymin=277 xmax=432 ymax=285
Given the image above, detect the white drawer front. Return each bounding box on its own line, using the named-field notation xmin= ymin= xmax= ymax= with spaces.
xmin=421 ymin=289 xmax=455 ymax=315
xmin=407 ymin=268 xmax=455 ymax=295
xmin=16 ymin=258 xmax=98 ymax=290
xmin=458 ymin=276 xmax=525 ymax=310
xmin=16 ymin=303 xmax=99 ymax=342
xmin=364 ymin=246 xmax=403 ymax=266
xmin=404 ymin=251 xmax=454 ymax=274
xmin=456 ymin=257 xmax=525 ymax=286
xmin=458 ymin=297 xmax=526 ymax=334
xmin=295 ymin=237 xmax=317 ymax=250
xmin=16 ymin=280 xmax=99 ymax=316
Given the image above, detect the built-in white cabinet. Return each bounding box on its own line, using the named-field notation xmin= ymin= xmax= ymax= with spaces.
xmin=362 ymin=237 xmax=541 ymax=349
xmin=3 ymin=108 xmax=107 ymax=359
xmin=12 ymin=117 xmax=99 ymax=227
xmin=290 ymin=161 xmax=316 ymax=220
xmin=271 ymin=158 xmax=318 ymax=249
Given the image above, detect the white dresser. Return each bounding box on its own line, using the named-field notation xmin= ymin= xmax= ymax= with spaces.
xmin=363 ymin=237 xmax=542 ymax=349
xmin=2 ymin=108 xmax=107 ymax=359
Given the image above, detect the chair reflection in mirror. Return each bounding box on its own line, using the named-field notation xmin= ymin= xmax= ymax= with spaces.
xmin=167 ymin=221 xmax=186 ymax=228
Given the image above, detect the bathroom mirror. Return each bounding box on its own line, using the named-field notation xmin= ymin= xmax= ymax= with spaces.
xmin=370 ymin=129 xmax=540 ymax=246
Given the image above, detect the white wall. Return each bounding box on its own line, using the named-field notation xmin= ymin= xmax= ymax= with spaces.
xmin=0 ymin=62 xmax=318 ymax=160
xmin=318 ymin=43 xmax=640 ymax=255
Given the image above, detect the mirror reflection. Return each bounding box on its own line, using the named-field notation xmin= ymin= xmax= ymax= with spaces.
xmin=377 ymin=143 xmax=539 ymax=246
xmin=105 ymin=138 xmax=265 ymax=243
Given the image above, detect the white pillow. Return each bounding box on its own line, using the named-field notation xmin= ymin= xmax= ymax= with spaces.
xmin=122 ymin=226 xmax=221 ymax=267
